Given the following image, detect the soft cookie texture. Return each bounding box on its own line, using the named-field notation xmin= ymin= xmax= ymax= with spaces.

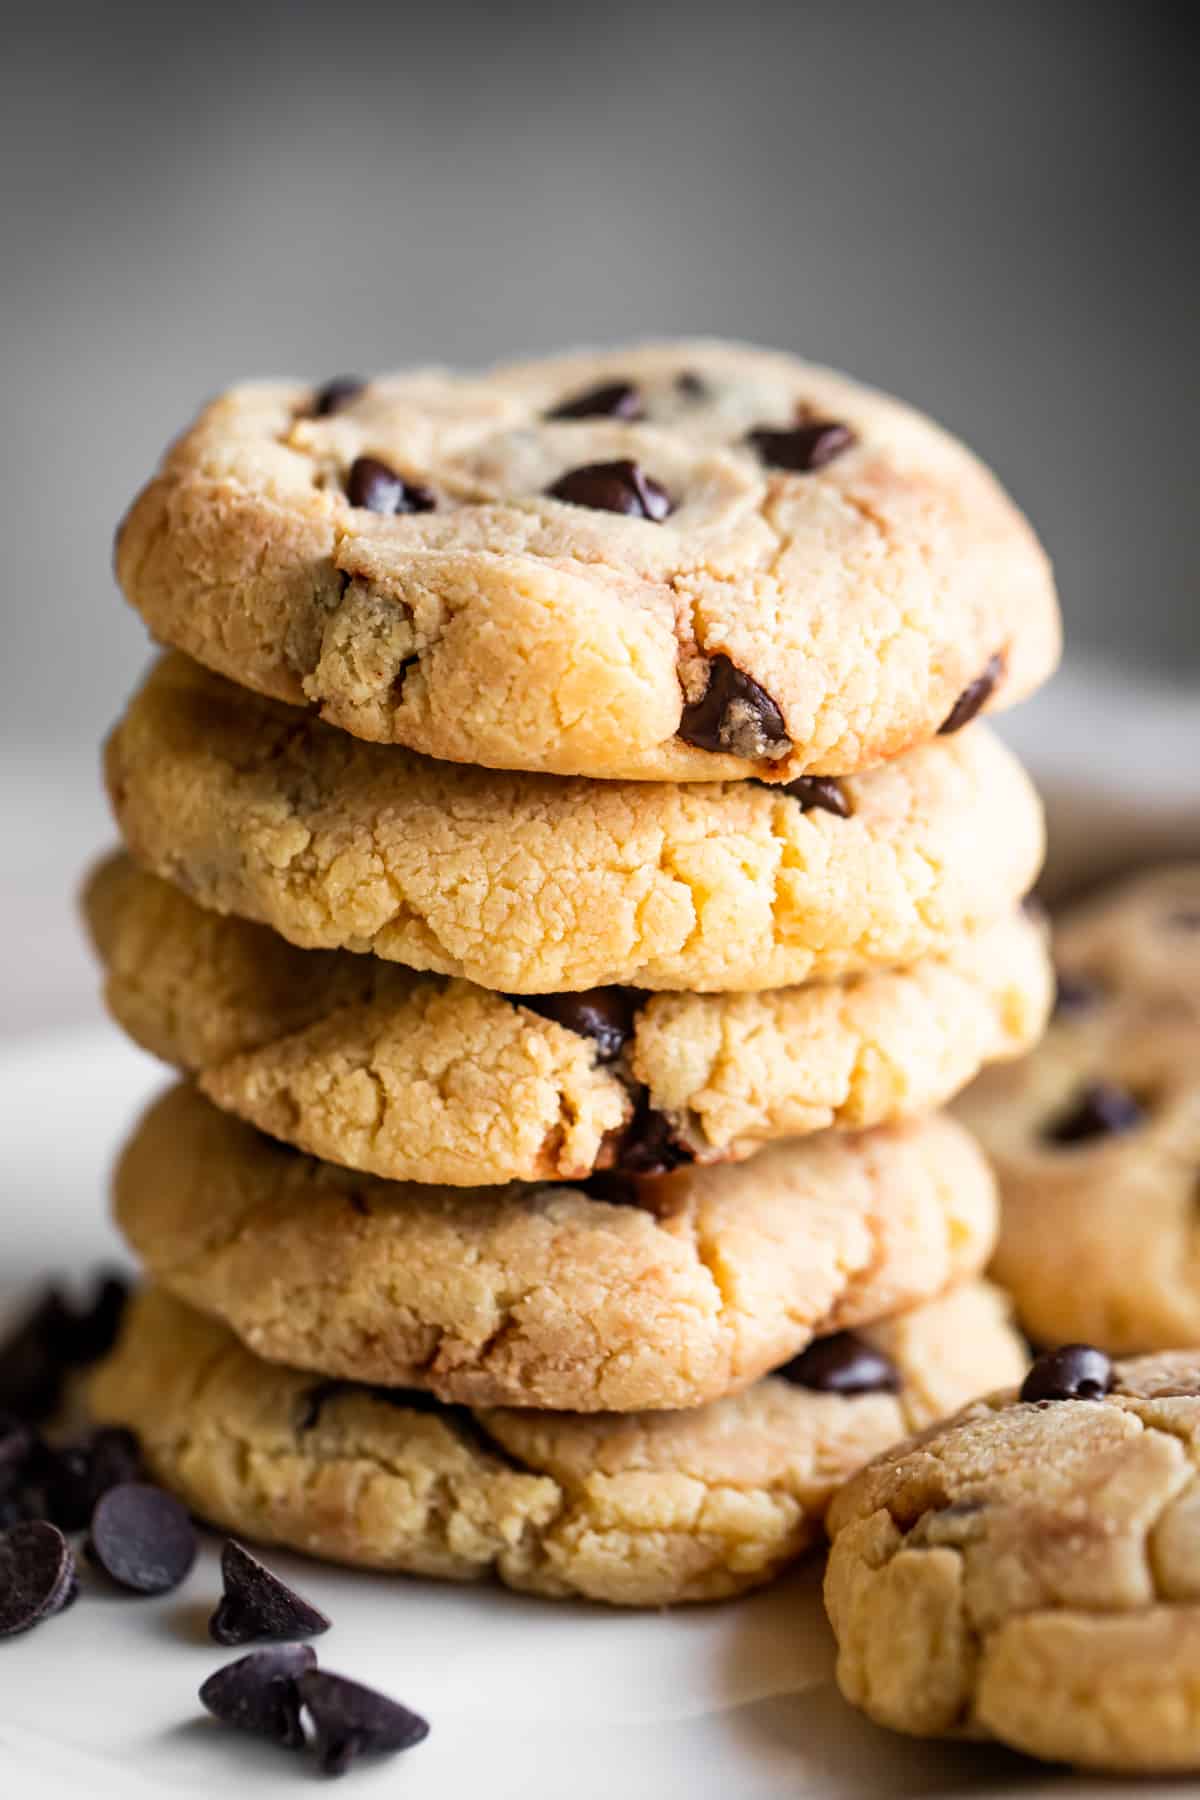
xmin=113 ymin=1083 xmax=998 ymax=1412
xmin=91 ymin=1285 xmax=1026 ymax=1607
xmin=84 ymin=853 xmax=1052 ymax=1184
xmin=1050 ymin=862 xmax=1200 ymax=1019
xmin=104 ymin=655 xmax=1044 ymax=993
xmin=113 ymin=342 xmax=1059 ymax=783
xmin=825 ymin=1350 xmax=1200 ymax=1771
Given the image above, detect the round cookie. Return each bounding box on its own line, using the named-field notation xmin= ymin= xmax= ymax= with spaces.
xmin=114 ymin=342 xmax=1059 ymax=783
xmin=84 ymin=853 xmax=1052 ymax=1185
xmin=825 ymin=1345 xmax=1200 ymax=1771
xmin=113 ymin=1083 xmax=998 ymax=1412
xmin=91 ymin=1283 xmax=1027 ymax=1607
xmin=957 ymin=995 xmax=1200 ymax=1353
xmin=104 ymin=654 xmax=1045 ymax=994
xmin=1052 ymin=862 xmax=1200 ymax=1018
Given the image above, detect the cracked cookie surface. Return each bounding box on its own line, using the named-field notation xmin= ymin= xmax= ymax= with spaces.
xmin=114 ymin=341 xmax=1058 ymax=782
xmin=85 ymin=853 xmax=1052 ymax=1185
xmin=825 ymin=1349 xmax=1200 ymax=1771
xmin=105 ymin=654 xmax=1044 ymax=994
xmin=113 ymin=1083 xmax=997 ymax=1412
xmin=91 ymin=1284 xmax=1026 ymax=1606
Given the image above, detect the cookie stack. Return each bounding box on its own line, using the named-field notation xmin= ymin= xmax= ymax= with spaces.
xmin=87 ymin=343 xmax=1059 ymax=1605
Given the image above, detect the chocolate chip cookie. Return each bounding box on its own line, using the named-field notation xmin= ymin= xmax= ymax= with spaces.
xmin=105 ymin=655 xmax=1045 ymax=994
xmin=91 ymin=1284 xmax=1026 ymax=1607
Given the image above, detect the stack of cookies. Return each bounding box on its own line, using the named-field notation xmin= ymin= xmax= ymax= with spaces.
xmin=86 ymin=343 xmax=1059 ymax=1606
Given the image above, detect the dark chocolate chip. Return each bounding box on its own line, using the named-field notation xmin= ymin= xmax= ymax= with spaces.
xmin=778 ymin=775 xmax=851 ymax=817
xmin=547 ymin=381 xmax=643 ymax=422
xmin=1020 ymin=1344 xmax=1113 ymax=1404
xmin=1167 ymin=909 xmax=1200 ymax=932
xmin=312 ymin=377 xmax=365 ymax=418
xmin=1044 ymin=1080 xmax=1144 ymax=1146
xmin=200 ymin=1643 xmax=317 ymax=1751
xmin=65 ymin=1273 xmax=131 ymax=1366
xmin=678 ymin=654 xmax=790 ymax=760
xmin=210 ymin=1539 xmax=331 ymax=1646
xmin=577 ymin=1170 xmax=643 ymax=1209
xmin=614 ymin=1092 xmax=692 ymax=1177
xmin=298 ymin=1668 xmax=430 ymax=1777
xmin=675 ymin=370 xmax=707 ymax=400
xmin=1051 ymin=970 xmax=1105 ymax=1019
xmin=0 ymin=1273 xmax=130 ymax=1424
xmin=509 ymin=988 xmax=645 ymax=1063
xmin=38 ymin=1427 xmax=143 ymax=1533
xmin=938 ymin=653 xmax=1005 ymax=735
xmin=774 ymin=1331 xmax=902 ymax=1396
xmin=345 ymin=455 xmax=436 ymax=516
xmin=0 ymin=1521 xmax=77 ymax=1636
xmin=87 ymin=1482 xmax=197 ymax=1594
xmin=0 ymin=1412 xmax=36 ymax=1485
xmin=747 ymin=420 xmax=855 ymax=472
xmin=547 ymin=459 xmax=671 ymax=521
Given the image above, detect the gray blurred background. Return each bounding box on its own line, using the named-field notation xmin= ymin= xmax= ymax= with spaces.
xmin=1 ymin=0 xmax=1197 ymax=1030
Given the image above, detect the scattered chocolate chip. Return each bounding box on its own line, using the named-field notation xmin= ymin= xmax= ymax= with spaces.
xmin=312 ymin=377 xmax=366 ymax=418
xmin=1020 ymin=1344 xmax=1113 ymax=1403
xmin=0 ymin=1521 xmax=77 ymax=1636
xmin=38 ymin=1428 xmax=143 ymax=1533
xmin=1044 ymin=1080 xmax=1144 ymax=1146
xmin=547 ymin=459 xmax=671 ymax=521
xmin=87 ymin=1482 xmax=197 ymax=1594
xmin=210 ymin=1540 xmax=331 ymax=1647
xmin=747 ymin=420 xmax=855 ymax=472
xmin=298 ymin=1668 xmax=430 ymax=1777
xmin=547 ymin=380 xmax=643 ymax=422
xmin=614 ymin=1092 xmax=692 ymax=1176
xmin=678 ymin=654 xmax=790 ymax=760
xmin=511 ymin=988 xmax=645 ymax=1063
xmin=200 ymin=1643 xmax=317 ymax=1750
xmin=775 ymin=1331 xmax=901 ymax=1396
xmin=0 ymin=1273 xmax=130 ymax=1424
xmin=1052 ymin=970 xmax=1105 ymax=1018
xmin=779 ymin=775 xmax=851 ymax=817
xmin=65 ymin=1273 xmax=131 ymax=1365
xmin=675 ymin=370 xmax=707 ymax=399
xmin=345 ymin=455 xmax=436 ymax=516
xmin=938 ymin=653 xmax=1005 ymax=735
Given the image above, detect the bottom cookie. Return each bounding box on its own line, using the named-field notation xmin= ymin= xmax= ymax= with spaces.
xmin=91 ymin=1284 xmax=1025 ymax=1608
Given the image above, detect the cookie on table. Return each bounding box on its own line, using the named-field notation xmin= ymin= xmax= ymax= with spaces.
xmin=84 ymin=853 xmax=1052 ymax=1185
xmin=113 ymin=341 xmax=1059 ymax=783
xmin=91 ymin=1283 xmax=1027 ymax=1608
xmin=113 ymin=1083 xmax=998 ymax=1413
xmin=104 ymin=654 xmax=1044 ymax=994
xmin=1051 ymin=862 xmax=1200 ymax=1018
xmin=825 ymin=1344 xmax=1200 ymax=1772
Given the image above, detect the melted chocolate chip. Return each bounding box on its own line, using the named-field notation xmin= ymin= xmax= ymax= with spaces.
xmin=345 ymin=455 xmax=436 ymax=516
xmin=210 ymin=1540 xmax=331 ymax=1646
xmin=1052 ymin=970 xmax=1105 ymax=1019
xmin=1044 ymin=1080 xmax=1144 ymax=1146
xmin=298 ymin=1668 xmax=430 ymax=1776
xmin=0 ymin=1521 xmax=77 ymax=1636
xmin=311 ymin=377 xmax=365 ymax=418
xmin=547 ymin=459 xmax=671 ymax=521
xmin=938 ymin=653 xmax=1005 ymax=735
xmin=747 ymin=420 xmax=855 ymax=472
xmin=678 ymin=654 xmax=790 ymax=760
xmin=614 ymin=1092 xmax=692 ymax=1176
xmin=547 ymin=381 xmax=642 ymax=422
xmin=779 ymin=775 xmax=851 ymax=817
xmin=510 ymin=988 xmax=644 ymax=1063
xmin=1020 ymin=1344 xmax=1113 ymax=1403
xmin=200 ymin=1644 xmax=317 ymax=1750
xmin=87 ymin=1482 xmax=197 ymax=1594
xmin=775 ymin=1332 xmax=901 ymax=1396
xmin=577 ymin=1171 xmax=642 ymax=1209
xmin=675 ymin=370 xmax=707 ymax=400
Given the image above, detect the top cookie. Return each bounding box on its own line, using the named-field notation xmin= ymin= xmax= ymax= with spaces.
xmin=115 ymin=341 xmax=1059 ymax=782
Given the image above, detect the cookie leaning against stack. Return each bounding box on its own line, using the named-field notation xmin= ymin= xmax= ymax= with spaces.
xmin=89 ymin=340 xmax=1059 ymax=1605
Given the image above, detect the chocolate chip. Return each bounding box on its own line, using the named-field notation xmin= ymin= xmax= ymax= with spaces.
xmin=1044 ymin=1080 xmax=1144 ymax=1145
xmin=675 ymin=370 xmax=707 ymax=400
xmin=1167 ymin=909 xmax=1200 ymax=932
xmin=345 ymin=455 xmax=436 ymax=515
xmin=0 ymin=1273 xmax=130 ymax=1424
xmin=65 ymin=1273 xmax=130 ymax=1365
xmin=87 ymin=1482 xmax=197 ymax=1594
xmin=747 ymin=421 xmax=855 ymax=472
xmin=1020 ymin=1344 xmax=1113 ymax=1403
xmin=938 ymin=653 xmax=1005 ymax=735
xmin=200 ymin=1644 xmax=317 ymax=1751
xmin=38 ymin=1428 xmax=143 ymax=1533
xmin=547 ymin=381 xmax=642 ymax=422
xmin=775 ymin=1332 xmax=901 ymax=1396
xmin=0 ymin=1521 xmax=77 ymax=1636
xmin=510 ymin=988 xmax=644 ymax=1063
xmin=678 ymin=654 xmax=790 ymax=760
xmin=546 ymin=459 xmax=671 ymax=521
xmin=614 ymin=1092 xmax=692 ymax=1176
xmin=210 ymin=1540 xmax=331 ymax=1646
xmin=312 ymin=377 xmax=365 ymax=418
xmin=297 ymin=1669 xmax=430 ymax=1777
xmin=1052 ymin=970 xmax=1105 ymax=1018
xmin=779 ymin=775 xmax=851 ymax=817
xmin=578 ymin=1170 xmax=642 ymax=1208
